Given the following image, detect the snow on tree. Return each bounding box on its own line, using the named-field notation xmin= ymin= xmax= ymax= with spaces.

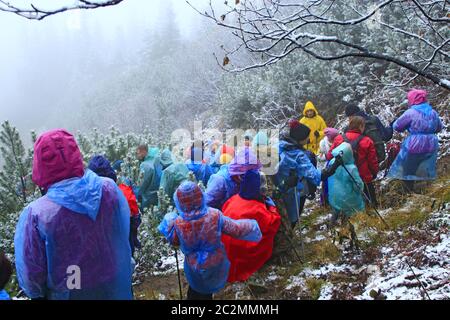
xmin=0 ymin=0 xmax=125 ymax=20
xmin=190 ymin=0 xmax=450 ymax=90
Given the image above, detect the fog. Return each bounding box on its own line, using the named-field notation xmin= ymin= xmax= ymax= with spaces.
xmin=0 ymin=0 xmax=228 ymax=140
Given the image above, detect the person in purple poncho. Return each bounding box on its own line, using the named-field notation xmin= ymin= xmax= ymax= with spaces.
xmin=205 ymin=147 xmax=262 ymax=210
xmin=387 ymin=89 xmax=443 ymax=193
xmin=14 ymin=129 xmax=133 ymax=300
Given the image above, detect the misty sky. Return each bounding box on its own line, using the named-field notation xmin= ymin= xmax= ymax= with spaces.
xmin=0 ymin=0 xmax=222 ymax=137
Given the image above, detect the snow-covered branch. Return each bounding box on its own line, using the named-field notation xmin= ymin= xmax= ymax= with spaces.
xmin=0 ymin=0 xmax=125 ymax=20
xmin=190 ymin=0 xmax=450 ymax=90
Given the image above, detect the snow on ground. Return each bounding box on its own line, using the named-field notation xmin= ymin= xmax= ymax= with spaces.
xmin=284 ymin=206 xmax=449 ymax=300
xmin=357 ymin=231 xmax=449 ymax=300
xmin=318 ymin=283 xmax=335 ymax=300
xmin=151 ymin=251 xmax=185 ymax=275
xmin=358 ymin=208 xmax=449 ymax=300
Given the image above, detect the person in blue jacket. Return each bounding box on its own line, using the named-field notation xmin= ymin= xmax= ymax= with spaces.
xmin=158 ymin=181 xmax=262 ymax=300
xmin=387 ymin=89 xmax=443 ymax=192
xmin=274 ymin=120 xmax=343 ymax=228
xmin=0 ymin=252 xmax=12 ymax=300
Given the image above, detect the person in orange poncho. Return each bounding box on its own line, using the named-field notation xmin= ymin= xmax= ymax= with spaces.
xmin=222 ymin=169 xmax=281 ymax=283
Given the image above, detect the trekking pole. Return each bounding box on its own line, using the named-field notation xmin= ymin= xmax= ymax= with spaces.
xmin=174 ymin=248 xmax=183 ymax=300
xmin=338 ymin=152 xmax=390 ymax=230
xmin=404 ymin=256 xmax=432 ymax=300
xmin=279 ymin=220 xmax=304 ymax=263
xmin=294 ymin=186 xmax=306 ymax=259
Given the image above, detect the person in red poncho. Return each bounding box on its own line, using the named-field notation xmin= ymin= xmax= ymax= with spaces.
xmin=222 ymin=169 xmax=281 ymax=283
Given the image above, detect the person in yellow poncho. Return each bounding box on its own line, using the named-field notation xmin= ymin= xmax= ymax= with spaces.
xmin=299 ymin=101 xmax=327 ymax=154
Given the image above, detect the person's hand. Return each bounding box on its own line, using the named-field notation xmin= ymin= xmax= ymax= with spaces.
xmin=333 ymin=153 xmax=344 ymax=167
xmin=314 ymin=131 xmax=320 ymax=138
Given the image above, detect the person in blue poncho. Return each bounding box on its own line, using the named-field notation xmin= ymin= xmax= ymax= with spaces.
xmin=90 ymin=155 xmax=141 ymax=257
xmin=387 ymin=89 xmax=443 ymax=193
xmin=274 ymin=120 xmax=343 ymax=228
xmin=186 ymin=143 xmax=214 ymax=187
xmin=15 ymin=129 xmax=132 ymax=300
xmin=0 ymin=252 xmax=12 ymax=300
xmin=136 ymin=145 xmax=163 ymax=210
xmin=205 ymin=147 xmax=262 ymax=210
xmin=158 ymin=181 xmax=262 ymax=300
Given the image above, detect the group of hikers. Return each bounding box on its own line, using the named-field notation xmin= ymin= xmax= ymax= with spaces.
xmin=0 ymin=89 xmax=443 ymax=301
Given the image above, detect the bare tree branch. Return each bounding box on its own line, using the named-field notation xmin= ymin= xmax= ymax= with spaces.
xmin=0 ymin=0 xmax=125 ymax=20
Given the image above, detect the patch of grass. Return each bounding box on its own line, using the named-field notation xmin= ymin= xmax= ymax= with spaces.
xmin=286 ymin=261 xmax=306 ymax=276
xmin=442 ymin=184 xmax=450 ymax=203
xmin=385 ymin=209 xmax=429 ymax=230
xmin=360 ymin=232 xmax=387 ymax=251
xmin=305 ymin=278 xmax=326 ymax=300
xmin=306 ymin=240 xmax=341 ymax=267
xmin=301 ymin=207 xmax=328 ymax=230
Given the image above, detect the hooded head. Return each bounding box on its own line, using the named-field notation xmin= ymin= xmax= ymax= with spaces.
xmin=288 ymin=119 xmax=310 ymax=143
xmin=88 ymin=155 xmax=117 ymax=182
xmin=148 ymin=147 xmax=161 ymax=160
xmin=331 ymin=142 xmax=354 ymax=164
xmin=345 ymin=104 xmax=361 ymax=117
xmin=228 ymin=148 xmax=262 ymax=176
xmin=303 ymin=101 xmax=318 ymax=118
xmin=239 ymin=170 xmax=261 ymax=201
xmin=174 ymin=181 xmax=207 ymax=220
xmin=32 ymin=129 xmax=84 ymax=190
xmin=219 ymin=153 xmax=233 ymax=165
xmin=324 ymin=128 xmax=339 ymax=140
xmin=160 ymin=149 xmax=174 ymax=169
xmin=252 ymin=131 xmax=269 ymax=148
xmin=220 ymin=144 xmax=235 ymax=157
xmin=407 ymin=89 xmax=428 ymax=107
xmin=112 ymin=160 xmax=123 ymax=172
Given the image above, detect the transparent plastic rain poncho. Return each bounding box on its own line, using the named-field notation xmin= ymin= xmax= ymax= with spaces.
xmin=158 ymin=182 xmax=262 ymax=295
xmin=138 ymin=149 xmax=163 ymax=208
xmin=186 ymin=161 xmax=214 ymax=187
xmin=328 ymin=143 xmax=365 ymax=216
xmin=14 ymin=170 xmax=133 ymax=300
xmin=388 ymin=103 xmax=443 ymax=181
xmin=0 ymin=290 xmax=10 ymax=300
xmin=274 ymin=139 xmax=322 ymax=223
xmin=160 ymin=163 xmax=190 ymax=204
xmin=205 ymin=165 xmax=240 ymax=210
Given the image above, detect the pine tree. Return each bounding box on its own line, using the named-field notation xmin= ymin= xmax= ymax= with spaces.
xmin=0 ymin=121 xmax=32 ymax=219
